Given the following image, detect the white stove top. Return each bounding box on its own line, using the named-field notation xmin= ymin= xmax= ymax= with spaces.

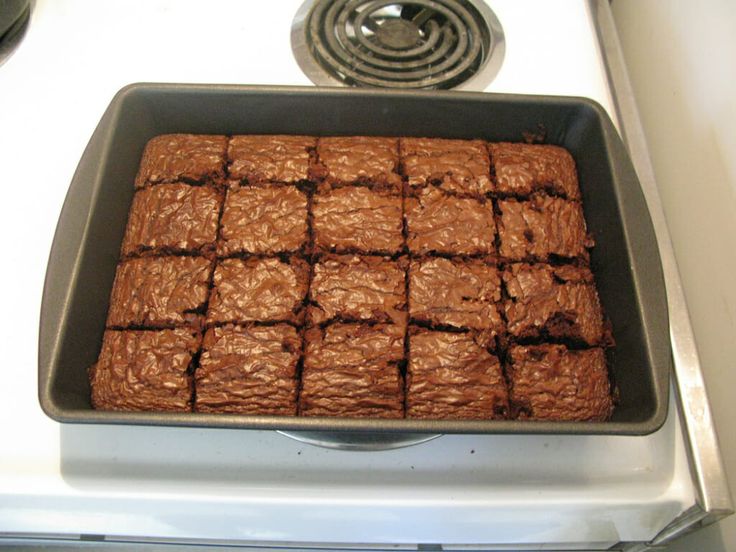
xmin=0 ymin=0 xmax=695 ymax=547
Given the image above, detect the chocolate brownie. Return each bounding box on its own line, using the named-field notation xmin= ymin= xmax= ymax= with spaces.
xmin=308 ymin=255 xmax=407 ymax=326
xmin=497 ymin=195 xmax=593 ymax=262
xmin=503 ymin=263 xmax=605 ymax=345
xmin=195 ymin=324 xmax=300 ymax=415
xmin=409 ymin=257 xmax=503 ymax=343
xmin=300 ymin=323 xmax=404 ymax=418
xmin=507 ymin=344 xmax=613 ymax=421
xmin=134 ymin=134 xmax=227 ymax=188
xmin=90 ymin=328 xmax=200 ymax=411
xmin=228 ymin=135 xmax=315 ymax=184
xmin=401 ymin=137 xmax=493 ymax=196
xmin=313 ymin=136 xmax=401 ymax=190
xmin=206 ymin=257 xmax=309 ymax=325
xmin=406 ymin=329 xmax=508 ymax=419
xmin=121 ymin=183 xmax=222 ymax=257
xmin=218 ymin=185 xmax=308 ymax=256
xmin=106 ymin=256 xmax=212 ymax=329
xmin=312 ymin=186 xmax=403 ymax=254
xmin=405 ymin=187 xmax=496 ymax=255
xmin=489 ymin=142 xmax=580 ymax=199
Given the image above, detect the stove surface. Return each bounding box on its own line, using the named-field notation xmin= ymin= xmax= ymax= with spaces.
xmin=0 ymin=0 xmax=692 ymax=547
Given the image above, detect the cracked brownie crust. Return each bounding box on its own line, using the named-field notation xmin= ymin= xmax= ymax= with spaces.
xmin=121 ymin=183 xmax=222 ymax=257
xmin=401 ymin=137 xmax=493 ymax=196
xmin=218 ymin=185 xmax=308 ymax=256
xmin=195 ymin=324 xmax=300 ymax=415
xmin=135 ymin=134 xmax=227 ymax=188
xmin=312 ymin=186 xmax=403 ymax=254
xmin=228 ymin=135 xmax=315 ymax=184
xmin=207 ymin=257 xmax=309 ymax=325
xmin=92 ymin=133 xmax=615 ymax=423
xmin=300 ymin=323 xmax=404 ymax=418
xmin=90 ymin=328 xmax=200 ymax=412
xmin=407 ymin=329 xmax=508 ymax=420
xmin=507 ymin=344 xmax=613 ymax=421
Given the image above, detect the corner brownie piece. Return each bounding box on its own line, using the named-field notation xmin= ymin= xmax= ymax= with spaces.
xmin=407 ymin=330 xmax=508 ymax=419
xmin=309 ymin=255 xmax=407 ymax=326
xmin=228 ymin=135 xmax=315 ymax=184
xmin=300 ymin=323 xmax=404 ymax=418
xmin=401 ymin=137 xmax=493 ymax=196
xmin=90 ymin=328 xmax=200 ymax=411
xmin=405 ymin=187 xmax=496 ymax=255
xmin=409 ymin=257 xmax=503 ymax=343
xmin=106 ymin=256 xmax=212 ymax=329
xmin=489 ymin=143 xmax=580 ymax=199
xmin=497 ymin=195 xmax=593 ymax=262
xmin=313 ymin=136 xmax=401 ymax=190
xmin=503 ymin=263 xmax=605 ymax=345
xmin=121 ymin=183 xmax=222 ymax=257
xmin=507 ymin=344 xmax=613 ymax=421
xmin=218 ymin=185 xmax=308 ymax=256
xmin=134 ymin=134 xmax=227 ymax=188
xmin=207 ymin=257 xmax=309 ymax=325
xmin=312 ymin=186 xmax=403 ymax=254
xmin=195 ymin=324 xmax=300 ymax=415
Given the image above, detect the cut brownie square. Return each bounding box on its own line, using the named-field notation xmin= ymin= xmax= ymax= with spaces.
xmin=309 ymin=255 xmax=407 ymax=326
xmin=195 ymin=324 xmax=300 ymax=415
xmin=497 ymin=195 xmax=593 ymax=262
xmin=134 ymin=134 xmax=227 ymax=188
xmin=313 ymin=136 xmax=401 ymax=190
xmin=90 ymin=328 xmax=200 ymax=411
xmin=121 ymin=183 xmax=222 ymax=257
xmin=206 ymin=257 xmax=309 ymax=325
xmin=401 ymin=137 xmax=493 ymax=196
xmin=300 ymin=323 xmax=404 ymax=418
xmin=507 ymin=344 xmax=614 ymax=421
xmin=405 ymin=187 xmax=496 ymax=255
xmin=228 ymin=135 xmax=316 ymax=185
xmin=407 ymin=329 xmax=508 ymax=419
xmin=218 ymin=185 xmax=308 ymax=256
xmin=489 ymin=143 xmax=580 ymax=199
xmin=503 ymin=263 xmax=605 ymax=346
xmin=312 ymin=186 xmax=403 ymax=254
xmin=106 ymin=256 xmax=212 ymax=329
xmin=409 ymin=257 xmax=503 ymax=343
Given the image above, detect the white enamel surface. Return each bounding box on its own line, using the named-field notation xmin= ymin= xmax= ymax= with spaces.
xmin=0 ymin=0 xmax=693 ymax=546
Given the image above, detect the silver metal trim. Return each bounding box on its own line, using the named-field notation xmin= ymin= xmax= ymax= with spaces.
xmin=290 ymin=0 xmax=505 ymax=91
xmin=591 ymin=0 xmax=734 ymax=540
xmin=277 ymin=430 xmax=442 ymax=450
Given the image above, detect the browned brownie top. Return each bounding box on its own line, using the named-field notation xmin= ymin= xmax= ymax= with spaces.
xmin=489 ymin=143 xmax=580 ymax=199
xmin=401 ymin=137 xmax=493 ymax=196
xmin=106 ymin=256 xmax=212 ymax=329
xmin=308 ymin=255 xmax=407 ymax=326
xmin=405 ymin=187 xmax=496 ymax=255
xmin=409 ymin=257 xmax=503 ymax=341
xmin=503 ymin=263 xmax=605 ymax=345
xmin=90 ymin=328 xmax=200 ymax=411
xmin=121 ymin=183 xmax=222 ymax=257
xmin=407 ymin=330 xmax=508 ymax=420
xmin=134 ymin=134 xmax=227 ymax=188
xmin=312 ymin=186 xmax=403 ymax=254
xmin=507 ymin=344 xmax=613 ymax=421
xmin=218 ymin=185 xmax=308 ymax=256
xmin=313 ymin=136 xmax=401 ymax=190
xmin=300 ymin=323 xmax=404 ymax=418
xmin=228 ymin=135 xmax=316 ymax=184
xmin=497 ymin=195 xmax=593 ymax=262
xmin=207 ymin=257 xmax=309 ymax=325
xmin=195 ymin=324 xmax=300 ymax=415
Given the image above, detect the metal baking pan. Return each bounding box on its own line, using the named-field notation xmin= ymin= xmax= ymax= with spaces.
xmin=38 ymin=83 xmax=670 ymax=435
